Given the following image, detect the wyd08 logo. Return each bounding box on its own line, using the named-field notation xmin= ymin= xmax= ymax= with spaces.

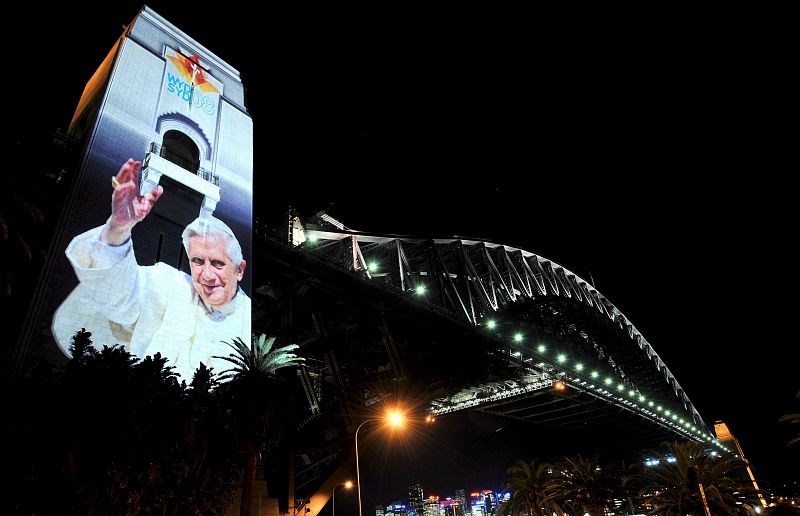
xmin=166 ymin=73 xmax=216 ymax=115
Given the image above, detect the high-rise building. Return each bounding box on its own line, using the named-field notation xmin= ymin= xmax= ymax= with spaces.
xmin=423 ymin=496 xmax=440 ymax=516
xmin=376 ymin=505 xmax=386 ymax=516
xmin=409 ymin=482 xmax=424 ymax=516
xmin=15 ymin=5 xmax=254 ymax=378
xmin=454 ymin=489 xmax=467 ymax=515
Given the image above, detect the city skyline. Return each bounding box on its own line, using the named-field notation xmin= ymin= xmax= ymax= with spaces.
xmin=7 ymin=1 xmax=798 ymax=509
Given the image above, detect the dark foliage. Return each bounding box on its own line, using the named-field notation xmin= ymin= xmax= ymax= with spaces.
xmin=1 ymin=330 xmax=240 ymax=515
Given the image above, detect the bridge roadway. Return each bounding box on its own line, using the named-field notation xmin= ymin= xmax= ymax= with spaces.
xmin=251 ymin=214 xmax=736 ymax=504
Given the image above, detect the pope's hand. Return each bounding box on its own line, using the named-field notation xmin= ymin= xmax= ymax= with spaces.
xmin=101 ymin=159 xmax=164 ymax=245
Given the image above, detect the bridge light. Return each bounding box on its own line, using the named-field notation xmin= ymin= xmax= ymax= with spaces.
xmin=604 ymin=377 xmax=613 ymax=385
xmin=537 ymin=344 xmax=546 ymax=353
xmin=665 ymin=410 xmax=671 ymax=416
xmin=639 ymin=395 xmax=646 ymax=402
xmin=368 ymin=261 xmax=379 ymax=272
xmin=485 ymin=319 xmax=497 ymax=330
xmin=672 ymin=414 xmax=678 ymax=420
xmin=628 ymin=390 xmax=635 ymax=397
xmin=590 ymin=371 xmax=599 ymax=379
xmin=617 ymin=384 xmax=625 ymax=391
xmin=648 ymin=401 xmax=654 ymax=407
xmin=415 ymin=284 xmax=427 ymax=295
xmin=557 ymin=354 xmax=567 ymax=364
xmin=575 ymin=363 xmax=584 ymax=371
xmin=553 ymin=380 xmax=567 ymax=392
xmin=307 ymin=234 xmax=319 ymax=243
xmin=513 ymin=333 xmax=524 ymax=343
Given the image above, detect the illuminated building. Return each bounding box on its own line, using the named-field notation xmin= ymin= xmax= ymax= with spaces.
xmin=423 ymin=496 xmax=440 ymax=516
xmin=376 ymin=506 xmax=385 ymax=516
xmin=454 ymin=489 xmax=467 ymax=515
xmin=386 ymin=502 xmax=408 ymax=516
xmin=408 ymin=483 xmax=424 ymax=516
xmin=15 ymin=5 xmax=253 ymax=373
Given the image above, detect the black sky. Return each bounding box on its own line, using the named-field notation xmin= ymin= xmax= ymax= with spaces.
xmin=8 ymin=2 xmax=797 ymax=504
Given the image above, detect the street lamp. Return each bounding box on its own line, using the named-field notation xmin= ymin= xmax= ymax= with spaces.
xmin=355 ymin=410 xmax=405 ymax=516
xmin=332 ymin=481 xmax=353 ymax=516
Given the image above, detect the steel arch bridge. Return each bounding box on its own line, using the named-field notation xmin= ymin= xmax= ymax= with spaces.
xmin=251 ymin=212 xmax=735 ymax=506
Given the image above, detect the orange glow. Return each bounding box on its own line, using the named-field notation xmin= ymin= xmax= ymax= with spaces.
xmin=553 ymin=380 xmax=567 ymax=392
xmin=345 ymin=481 xmax=353 ymax=489
xmin=387 ymin=410 xmax=405 ymax=427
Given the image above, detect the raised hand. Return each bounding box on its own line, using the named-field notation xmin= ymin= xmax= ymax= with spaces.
xmin=100 ymin=159 xmax=164 ymax=245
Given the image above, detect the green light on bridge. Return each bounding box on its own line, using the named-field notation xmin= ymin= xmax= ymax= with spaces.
xmin=537 ymin=344 xmax=546 ymax=353
xmin=368 ymin=261 xmax=379 ymax=272
xmin=590 ymin=371 xmax=599 ymax=379
xmin=415 ymin=284 xmax=427 ymax=295
xmin=513 ymin=333 xmax=524 ymax=343
xmin=557 ymin=354 xmax=567 ymax=364
xmin=575 ymin=363 xmax=584 ymax=371
xmin=485 ymin=320 xmax=497 ymax=330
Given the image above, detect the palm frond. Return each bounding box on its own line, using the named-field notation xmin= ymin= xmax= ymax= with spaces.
xmin=213 ymin=334 xmax=305 ymax=381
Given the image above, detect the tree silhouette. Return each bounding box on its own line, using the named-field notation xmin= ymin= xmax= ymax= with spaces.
xmin=214 ymin=334 xmax=304 ymax=516
xmin=549 ymin=455 xmax=625 ymax=516
xmin=635 ymin=441 xmax=755 ymax=515
xmin=2 ymin=330 xmax=240 ymax=514
xmin=497 ymin=459 xmax=563 ymax=516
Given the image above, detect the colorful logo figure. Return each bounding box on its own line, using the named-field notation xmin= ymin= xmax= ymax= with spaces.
xmin=166 ymin=53 xmax=219 ymax=95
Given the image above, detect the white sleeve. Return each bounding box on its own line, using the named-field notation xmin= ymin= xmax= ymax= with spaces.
xmin=64 ymin=226 xmax=141 ymax=326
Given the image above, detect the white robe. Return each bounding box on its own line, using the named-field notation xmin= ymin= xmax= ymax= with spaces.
xmin=52 ymin=226 xmax=251 ymax=380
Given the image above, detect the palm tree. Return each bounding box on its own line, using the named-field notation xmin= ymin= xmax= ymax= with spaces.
xmin=498 ymin=459 xmax=563 ymax=516
xmin=214 ymin=334 xmax=304 ymax=516
xmin=550 ymin=455 xmax=624 ymax=516
xmin=635 ymin=440 xmax=754 ymax=515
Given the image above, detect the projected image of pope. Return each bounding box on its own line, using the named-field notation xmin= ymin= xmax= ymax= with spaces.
xmin=53 ymin=159 xmax=251 ymax=379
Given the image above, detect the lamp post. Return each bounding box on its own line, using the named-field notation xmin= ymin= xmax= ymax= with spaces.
xmin=355 ymin=411 xmax=405 ymax=516
xmin=332 ymin=481 xmax=353 ymax=516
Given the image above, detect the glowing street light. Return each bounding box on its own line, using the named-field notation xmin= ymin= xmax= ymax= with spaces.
xmin=332 ymin=481 xmax=353 ymax=516
xmin=355 ymin=410 xmax=405 ymax=516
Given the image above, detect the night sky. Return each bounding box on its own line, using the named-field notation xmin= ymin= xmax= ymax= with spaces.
xmin=9 ymin=2 xmax=797 ymax=507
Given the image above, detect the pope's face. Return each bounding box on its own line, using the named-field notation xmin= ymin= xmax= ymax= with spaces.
xmin=188 ymin=234 xmax=245 ymax=307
